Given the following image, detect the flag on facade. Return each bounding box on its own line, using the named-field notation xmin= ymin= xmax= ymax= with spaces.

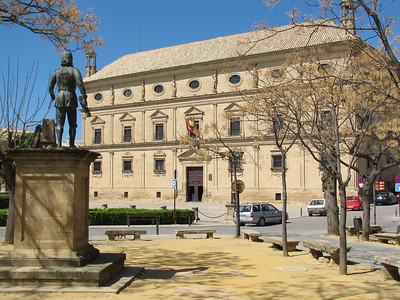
xmin=185 ymin=117 xmax=195 ymax=133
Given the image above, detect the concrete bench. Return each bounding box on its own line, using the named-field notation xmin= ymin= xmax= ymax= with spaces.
xmin=242 ymin=230 xmax=261 ymax=242
xmin=302 ymin=240 xmax=351 ymax=265
xmin=104 ymin=229 xmax=147 ymax=241
xmin=263 ymin=236 xmax=299 ymax=251
xmin=374 ymin=233 xmax=400 ymax=245
xmin=347 ymin=225 xmax=382 ymax=235
xmin=374 ymin=256 xmax=400 ymax=281
xmin=174 ymin=229 xmax=215 ymax=239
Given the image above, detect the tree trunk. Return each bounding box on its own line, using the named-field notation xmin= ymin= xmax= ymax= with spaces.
xmin=2 ymin=155 xmax=15 ymax=245
xmin=281 ymin=152 xmax=288 ymax=256
xmin=338 ymin=184 xmax=348 ymax=275
xmin=322 ymin=169 xmax=339 ymax=235
xmin=361 ymin=182 xmax=372 ymax=241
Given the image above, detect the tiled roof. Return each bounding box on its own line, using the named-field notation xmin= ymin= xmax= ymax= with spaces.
xmin=85 ymin=20 xmax=354 ymax=82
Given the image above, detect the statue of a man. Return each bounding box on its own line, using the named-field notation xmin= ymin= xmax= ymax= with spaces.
xmin=48 ymin=51 xmax=91 ymax=148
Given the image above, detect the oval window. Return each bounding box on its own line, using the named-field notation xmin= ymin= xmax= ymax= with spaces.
xmin=123 ymin=89 xmax=133 ymax=98
xmin=154 ymin=85 xmax=164 ymax=94
xmin=229 ymin=74 xmax=241 ymax=85
xmin=189 ymin=80 xmax=200 ymax=90
xmin=94 ymin=93 xmax=103 ymax=101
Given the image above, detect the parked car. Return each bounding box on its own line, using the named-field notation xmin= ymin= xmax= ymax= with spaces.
xmin=234 ymin=203 xmax=287 ymax=226
xmin=307 ymin=199 xmax=326 ymax=216
xmin=375 ymin=192 xmax=397 ymax=205
xmin=345 ymin=196 xmax=363 ymax=211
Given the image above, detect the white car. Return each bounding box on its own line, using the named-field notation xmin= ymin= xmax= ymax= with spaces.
xmin=307 ymin=199 xmax=327 ymax=216
xmin=234 ymin=203 xmax=287 ymax=226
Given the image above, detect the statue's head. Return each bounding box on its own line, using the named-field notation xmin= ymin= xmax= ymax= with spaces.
xmin=60 ymin=51 xmax=73 ymax=67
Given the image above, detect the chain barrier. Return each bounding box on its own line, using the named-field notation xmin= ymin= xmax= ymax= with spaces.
xmin=198 ymin=209 xmax=226 ymax=219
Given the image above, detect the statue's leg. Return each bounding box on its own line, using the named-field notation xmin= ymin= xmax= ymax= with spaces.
xmin=56 ymin=107 xmax=66 ymax=147
xmin=67 ymin=108 xmax=77 ymax=148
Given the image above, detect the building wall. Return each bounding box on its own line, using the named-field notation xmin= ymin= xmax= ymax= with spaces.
xmin=82 ymin=40 xmax=360 ymax=204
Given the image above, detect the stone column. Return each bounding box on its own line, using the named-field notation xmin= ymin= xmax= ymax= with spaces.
xmin=7 ymin=148 xmax=100 ymax=267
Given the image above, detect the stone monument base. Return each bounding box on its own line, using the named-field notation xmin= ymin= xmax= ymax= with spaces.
xmin=0 ymin=253 xmax=127 ymax=288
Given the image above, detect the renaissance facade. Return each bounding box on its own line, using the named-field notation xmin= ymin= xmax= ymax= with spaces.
xmin=82 ymin=22 xmax=361 ymax=203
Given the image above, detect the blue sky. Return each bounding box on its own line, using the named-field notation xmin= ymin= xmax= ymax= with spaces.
xmin=1 ymin=0 xmax=399 ymax=140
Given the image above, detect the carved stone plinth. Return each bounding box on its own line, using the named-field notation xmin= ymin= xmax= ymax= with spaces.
xmin=3 ymin=148 xmax=100 ymax=267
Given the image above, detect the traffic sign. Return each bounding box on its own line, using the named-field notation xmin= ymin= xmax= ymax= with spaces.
xmin=395 ymin=174 xmax=400 ymax=183
xmin=172 ymin=179 xmax=177 ymax=190
xmin=395 ymin=183 xmax=400 ymax=193
xmin=358 ymin=177 xmax=365 ymax=184
xmin=231 ymin=180 xmax=245 ymax=194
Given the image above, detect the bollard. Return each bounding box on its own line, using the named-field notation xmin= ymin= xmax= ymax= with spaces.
xmin=192 ymin=207 xmax=200 ymax=221
xmin=395 ymin=208 xmax=398 ymax=218
xmin=300 ymin=207 xmax=302 ymax=217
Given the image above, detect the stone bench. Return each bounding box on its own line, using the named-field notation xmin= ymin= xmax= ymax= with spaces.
xmin=242 ymin=230 xmax=261 ymax=242
xmin=104 ymin=229 xmax=147 ymax=241
xmin=174 ymin=229 xmax=215 ymax=239
xmin=346 ymin=225 xmax=382 ymax=235
xmin=374 ymin=233 xmax=400 ymax=245
xmin=302 ymin=240 xmax=351 ymax=265
xmin=263 ymin=236 xmax=300 ymax=251
xmin=374 ymin=256 xmax=400 ymax=281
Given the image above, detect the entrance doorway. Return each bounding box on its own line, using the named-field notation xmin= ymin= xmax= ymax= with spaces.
xmin=187 ymin=167 xmax=203 ymax=202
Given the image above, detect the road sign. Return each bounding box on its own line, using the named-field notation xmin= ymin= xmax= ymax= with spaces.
xmin=395 ymin=183 xmax=400 ymax=193
xmin=172 ymin=179 xmax=177 ymax=190
xmin=231 ymin=180 xmax=245 ymax=194
xmin=395 ymin=174 xmax=400 ymax=183
xmin=357 ymin=177 xmax=365 ymax=184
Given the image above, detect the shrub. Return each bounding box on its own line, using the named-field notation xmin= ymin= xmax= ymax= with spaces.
xmin=88 ymin=208 xmax=195 ymax=225
xmin=0 ymin=193 xmax=9 ymax=209
xmin=0 ymin=209 xmax=8 ymax=226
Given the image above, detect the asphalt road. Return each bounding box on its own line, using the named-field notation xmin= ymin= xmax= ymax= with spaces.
xmin=1 ymin=204 xmax=398 ymax=269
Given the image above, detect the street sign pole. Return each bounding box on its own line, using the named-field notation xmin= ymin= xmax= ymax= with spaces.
xmin=173 ymin=171 xmax=177 ymax=225
xmin=373 ymin=183 xmax=376 ymax=225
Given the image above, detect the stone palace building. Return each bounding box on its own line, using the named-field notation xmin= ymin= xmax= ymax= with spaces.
xmin=82 ymin=21 xmax=363 ymax=204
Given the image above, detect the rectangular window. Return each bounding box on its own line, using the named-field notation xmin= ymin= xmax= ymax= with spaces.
xmin=155 ymin=123 xmax=164 ymax=140
xmin=272 ymin=154 xmax=283 ymax=169
xmin=229 ymin=118 xmax=241 ymax=136
xmin=123 ymin=126 xmax=132 ymax=142
xmin=123 ymin=159 xmax=132 ymax=172
xmin=94 ymin=129 xmax=102 ymax=144
xmin=154 ymin=158 xmax=165 ymax=172
xmin=93 ymin=161 xmax=102 ymax=173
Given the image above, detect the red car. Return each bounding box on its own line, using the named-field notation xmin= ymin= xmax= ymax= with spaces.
xmin=346 ymin=196 xmax=363 ymax=210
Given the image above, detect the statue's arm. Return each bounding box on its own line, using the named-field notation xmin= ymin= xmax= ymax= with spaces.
xmin=48 ymin=72 xmax=57 ymax=100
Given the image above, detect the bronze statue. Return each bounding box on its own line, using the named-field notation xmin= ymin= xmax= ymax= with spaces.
xmin=48 ymin=51 xmax=91 ymax=148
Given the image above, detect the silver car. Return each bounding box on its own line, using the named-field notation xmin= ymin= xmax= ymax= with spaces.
xmin=235 ymin=203 xmax=287 ymax=226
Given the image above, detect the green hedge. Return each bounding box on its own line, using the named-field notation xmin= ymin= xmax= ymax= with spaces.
xmin=0 ymin=208 xmax=195 ymax=227
xmin=0 ymin=193 xmax=9 ymax=209
xmin=88 ymin=208 xmax=195 ymax=225
xmin=0 ymin=209 xmax=7 ymax=226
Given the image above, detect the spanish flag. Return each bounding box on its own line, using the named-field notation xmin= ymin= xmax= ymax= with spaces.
xmin=185 ymin=117 xmax=195 ymax=133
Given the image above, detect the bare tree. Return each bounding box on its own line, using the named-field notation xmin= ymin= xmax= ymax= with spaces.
xmin=262 ymin=0 xmax=400 ymax=101
xmin=0 ymin=60 xmax=49 ymax=244
xmin=244 ymin=96 xmax=298 ymax=256
xmin=181 ymin=115 xmax=249 ymax=238
xmin=0 ymin=0 xmax=102 ymax=51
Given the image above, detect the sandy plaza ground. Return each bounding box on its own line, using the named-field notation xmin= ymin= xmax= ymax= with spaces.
xmin=0 ymin=235 xmax=399 ymax=300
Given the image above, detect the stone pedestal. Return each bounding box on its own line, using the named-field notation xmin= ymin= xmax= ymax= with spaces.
xmin=5 ymin=148 xmax=99 ymax=267
xmin=225 ymin=204 xmax=235 ymax=223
